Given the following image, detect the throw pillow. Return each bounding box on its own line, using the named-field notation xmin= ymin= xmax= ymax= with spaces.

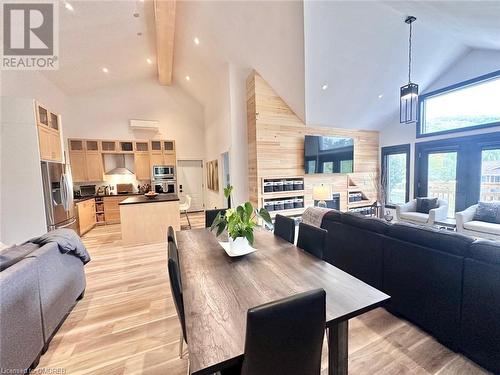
xmin=416 ymin=197 xmax=439 ymax=214
xmin=473 ymin=201 xmax=500 ymax=224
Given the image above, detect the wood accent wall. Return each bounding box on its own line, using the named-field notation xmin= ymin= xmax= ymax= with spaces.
xmin=246 ymin=71 xmax=380 ymax=211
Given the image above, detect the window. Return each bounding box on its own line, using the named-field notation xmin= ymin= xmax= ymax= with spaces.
xmin=480 ymin=148 xmax=500 ymax=202
xmin=418 ymin=70 xmax=500 ymax=137
xmin=381 ymin=144 xmax=410 ymax=207
xmin=415 ymin=132 xmax=500 ymax=214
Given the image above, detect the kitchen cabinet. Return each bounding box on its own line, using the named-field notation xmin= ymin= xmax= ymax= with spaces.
xmin=134 ymin=153 xmax=150 ymax=180
xmin=164 ymin=154 xmax=176 ymax=166
xmin=119 ymin=141 xmax=133 ymax=152
xmin=86 ymin=153 xmax=104 ymax=181
xmin=135 ymin=141 xmax=149 ymax=152
xmin=101 ymin=141 xmax=117 ymax=152
xmin=163 ymin=140 xmax=175 ymax=154
xmin=69 ymin=139 xmax=104 ymax=182
xmin=149 ymin=153 xmax=164 ymax=170
xmin=70 ymin=151 xmax=87 ymax=182
xmin=37 ymin=126 xmax=51 ymax=160
xmin=103 ymin=196 xmax=127 ymax=224
xmin=76 ymin=199 xmax=96 ymax=235
xmin=35 ymin=102 xmax=63 ymax=162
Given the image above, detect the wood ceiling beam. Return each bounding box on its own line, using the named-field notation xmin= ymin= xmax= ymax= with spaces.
xmin=153 ymin=0 xmax=176 ymax=85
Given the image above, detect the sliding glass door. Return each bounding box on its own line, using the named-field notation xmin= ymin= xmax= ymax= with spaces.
xmin=480 ymin=148 xmax=500 ymax=202
xmin=415 ymin=132 xmax=500 ymax=215
xmin=427 ymin=152 xmax=458 ymax=218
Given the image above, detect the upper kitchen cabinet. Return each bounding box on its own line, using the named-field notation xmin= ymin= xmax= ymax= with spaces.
xmin=119 ymin=141 xmax=134 ymax=153
xmin=150 ymin=140 xmax=162 ymax=153
xmin=36 ymin=103 xmax=49 ymax=127
xmin=134 ymin=153 xmax=150 ymax=180
xmin=35 ymin=102 xmax=62 ymax=163
xmin=101 ymin=141 xmax=117 ymax=152
xmin=163 ymin=140 xmax=175 ymax=154
xmin=69 ymin=139 xmax=104 ymax=182
xmin=134 ymin=141 xmax=149 ymax=153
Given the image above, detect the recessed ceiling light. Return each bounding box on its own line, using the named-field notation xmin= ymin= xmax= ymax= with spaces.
xmin=194 ymin=37 xmax=200 ymax=45
xmin=378 ymin=94 xmax=384 ymax=99
xmin=321 ymin=84 xmax=328 ymax=91
xmin=146 ymin=58 xmax=153 ymax=65
xmin=133 ymin=12 xmax=140 ymax=18
xmin=185 ymin=75 xmax=191 ymax=81
xmin=64 ymin=2 xmax=74 ymax=11
xmin=137 ymin=32 xmax=142 ymax=37
xmin=102 ymin=67 xmax=109 ymax=73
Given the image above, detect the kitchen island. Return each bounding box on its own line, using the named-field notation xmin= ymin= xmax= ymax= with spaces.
xmin=119 ymin=194 xmax=180 ymax=246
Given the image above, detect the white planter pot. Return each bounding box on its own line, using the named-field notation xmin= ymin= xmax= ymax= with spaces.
xmin=229 ymin=236 xmax=252 ymax=254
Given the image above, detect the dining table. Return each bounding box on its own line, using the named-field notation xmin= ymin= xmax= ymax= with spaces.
xmin=176 ymin=228 xmax=390 ymax=375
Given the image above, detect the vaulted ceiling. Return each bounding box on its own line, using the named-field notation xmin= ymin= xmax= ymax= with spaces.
xmin=42 ymin=1 xmax=500 ymax=130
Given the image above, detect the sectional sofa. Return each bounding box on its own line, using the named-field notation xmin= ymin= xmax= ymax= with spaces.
xmin=0 ymin=242 xmax=86 ymax=372
xmin=320 ymin=211 xmax=500 ymax=374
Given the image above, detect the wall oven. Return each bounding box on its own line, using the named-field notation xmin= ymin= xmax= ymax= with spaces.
xmin=153 ymin=180 xmax=176 ymax=194
xmin=152 ymin=165 xmax=175 ymax=180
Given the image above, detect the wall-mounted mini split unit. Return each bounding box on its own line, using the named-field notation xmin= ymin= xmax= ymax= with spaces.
xmin=129 ymin=119 xmax=159 ymax=132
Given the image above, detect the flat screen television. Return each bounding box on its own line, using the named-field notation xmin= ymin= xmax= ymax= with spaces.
xmin=304 ymin=135 xmax=354 ymax=174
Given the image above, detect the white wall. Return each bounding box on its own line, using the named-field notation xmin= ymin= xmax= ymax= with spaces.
xmin=1 ymin=71 xmax=70 ymax=244
xmin=379 ymin=49 xmax=500 ymax=199
xmin=65 ymin=77 xmax=205 ymax=160
xmin=203 ymin=64 xmax=232 ymax=209
xmin=229 ymin=64 xmax=251 ymax=206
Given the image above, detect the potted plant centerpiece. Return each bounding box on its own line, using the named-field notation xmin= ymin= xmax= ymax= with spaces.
xmin=210 ymin=186 xmax=273 ymax=254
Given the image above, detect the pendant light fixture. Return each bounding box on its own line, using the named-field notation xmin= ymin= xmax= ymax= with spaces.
xmin=400 ymin=16 xmax=418 ymax=124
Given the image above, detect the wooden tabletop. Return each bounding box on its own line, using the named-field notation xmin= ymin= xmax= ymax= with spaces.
xmin=177 ymin=228 xmax=390 ymax=375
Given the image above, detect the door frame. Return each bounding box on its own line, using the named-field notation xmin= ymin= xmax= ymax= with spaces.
xmin=177 ymin=158 xmax=205 ymax=212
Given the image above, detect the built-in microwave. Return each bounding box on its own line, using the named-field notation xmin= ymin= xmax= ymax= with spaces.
xmin=152 ymin=165 xmax=175 ymax=180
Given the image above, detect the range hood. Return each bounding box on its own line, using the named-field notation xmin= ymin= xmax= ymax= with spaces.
xmin=105 ymin=154 xmax=133 ymax=175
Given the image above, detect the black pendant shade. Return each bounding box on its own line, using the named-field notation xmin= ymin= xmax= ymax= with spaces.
xmin=400 ymin=82 xmax=419 ymax=124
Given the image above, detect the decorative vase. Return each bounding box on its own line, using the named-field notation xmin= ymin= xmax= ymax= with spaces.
xmin=229 ymin=236 xmax=252 ymax=254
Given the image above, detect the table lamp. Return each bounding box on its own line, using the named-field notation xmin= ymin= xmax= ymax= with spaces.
xmin=313 ymin=184 xmax=332 ymax=208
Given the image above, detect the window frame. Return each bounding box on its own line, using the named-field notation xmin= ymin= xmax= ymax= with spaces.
xmin=381 ymin=144 xmax=410 ymax=209
xmin=416 ymin=70 xmax=500 ymax=138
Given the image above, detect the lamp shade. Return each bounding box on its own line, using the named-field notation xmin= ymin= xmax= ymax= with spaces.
xmin=312 ymin=184 xmax=332 ymax=201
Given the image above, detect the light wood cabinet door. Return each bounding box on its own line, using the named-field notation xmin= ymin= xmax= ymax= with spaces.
xmin=163 ymin=140 xmax=175 ymax=154
xmin=86 ymin=153 xmax=104 ymax=181
xmin=38 ymin=126 xmax=51 ymax=160
xmin=70 ymin=152 xmax=87 ymax=182
xmin=150 ymin=153 xmax=164 ymax=169
xmin=104 ymin=196 xmax=126 ymax=224
xmin=49 ymin=131 xmax=62 ymax=162
xmin=134 ymin=153 xmax=150 ymax=180
xmin=164 ymin=153 xmax=176 ymax=166
xmin=36 ymin=103 xmax=49 ymax=127
xmin=77 ymin=199 xmax=96 ymax=235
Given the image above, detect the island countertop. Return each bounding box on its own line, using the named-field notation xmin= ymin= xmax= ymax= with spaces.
xmin=119 ymin=193 xmax=180 ymax=205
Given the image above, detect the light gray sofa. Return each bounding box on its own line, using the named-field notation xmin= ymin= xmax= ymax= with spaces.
xmin=0 ymin=242 xmax=86 ymax=372
xmin=396 ymin=198 xmax=448 ymax=226
xmin=456 ymin=204 xmax=500 ymax=241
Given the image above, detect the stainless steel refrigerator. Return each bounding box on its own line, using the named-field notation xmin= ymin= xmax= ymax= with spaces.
xmin=41 ymin=161 xmax=78 ymax=232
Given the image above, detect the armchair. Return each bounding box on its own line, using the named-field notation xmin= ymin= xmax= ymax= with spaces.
xmin=396 ymin=198 xmax=448 ymax=226
xmin=456 ymin=204 xmax=500 ymax=241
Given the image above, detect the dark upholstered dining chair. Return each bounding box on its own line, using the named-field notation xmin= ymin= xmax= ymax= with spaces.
xmin=167 ymin=241 xmax=186 ymax=359
xmin=273 ymin=214 xmax=295 ymax=244
xmin=205 ymin=209 xmax=227 ymax=228
xmin=220 ymin=289 xmax=326 ymax=375
xmin=297 ymin=222 xmax=327 ymax=260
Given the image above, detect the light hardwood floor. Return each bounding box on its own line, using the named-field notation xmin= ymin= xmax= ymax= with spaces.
xmin=38 ymin=214 xmax=489 ymax=375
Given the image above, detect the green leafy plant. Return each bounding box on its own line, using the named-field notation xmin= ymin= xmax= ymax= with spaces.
xmin=210 ymin=185 xmax=273 ymax=245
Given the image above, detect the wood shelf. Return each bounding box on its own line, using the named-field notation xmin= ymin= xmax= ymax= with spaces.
xmin=262 ymin=190 xmax=304 ymax=198
xmin=269 ymin=207 xmax=305 ymax=218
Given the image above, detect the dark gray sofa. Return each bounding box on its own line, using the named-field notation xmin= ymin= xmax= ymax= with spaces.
xmin=0 ymin=242 xmax=86 ymax=372
xmin=320 ymin=210 xmax=500 ymax=374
